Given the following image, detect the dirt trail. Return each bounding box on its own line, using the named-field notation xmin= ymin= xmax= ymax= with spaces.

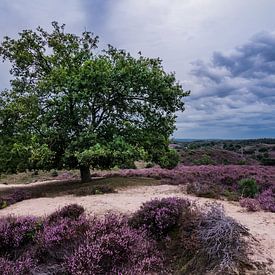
xmin=0 ymin=184 xmax=274 ymax=273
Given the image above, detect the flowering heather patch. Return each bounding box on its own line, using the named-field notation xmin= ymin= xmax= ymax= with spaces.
xmin=129 ymin=197 xmax=190 ymax=239
xmin=35 ymin=216 xmax=89 ymax=261
xmin=0 ymin=190 xmax=30 ymax=209
xmin=65 ymin=213 xmax=164 ymax=274
xmin=0 ymin=216 xmax=39 ymax=254
xmin=37 ymin=217 xmax=88 ymax=249
xmin=46 ymin=204 xmax=85 ymax=224
xmin=0 ymin=202 xmax=255 ymax=274
xmin=0 ymin=256 xmax=36 ymax=275
xmin=257 ymin=188 xmax=275 ymax=212
xmin=239 ymin=198 xmax=261 ymax=212
xmin=100 ymin=165 xmax=275 ymax=188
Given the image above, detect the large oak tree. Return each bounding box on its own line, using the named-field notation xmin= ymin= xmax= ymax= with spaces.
xmin=0 ymin=22 xmax=189 ymax=182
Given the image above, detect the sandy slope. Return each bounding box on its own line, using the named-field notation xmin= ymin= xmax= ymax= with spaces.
xmin=0 ymin=184 xmax=274 ymax=273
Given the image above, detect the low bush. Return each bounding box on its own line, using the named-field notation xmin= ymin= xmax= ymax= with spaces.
xmin=36 ymin=216 xmax=89 ymax=260
xmin=238 ymin=178 xmax=259 ymax=198
xmin=257 ymin=188 xmax=275 ymax=212
xmin=0 ymin=256 xmax=36 ymax=275
xmin=239 ymin=198 xmax=261 ymax=212
xmin=51 ymin=170 xmax=58 ymax=177
xmin=129 ymin=197 xmax=190 ymax=239
xmin=261 ymin=158 xmax=275 ymax=166
xmin=0 ymin=190 xmax=31 ymax=209
xmin=47 ymin=204 xmax=85 ymax=224
xmin=193 ymin=154 xmax=213 ymax=165
xmin=65 ymin=214 xmax=164 ymax=274
xmin=145 ymin=162 xmax=154 ymax=168
xmin=159 ymin=148 xmax=180 ymax=169
xmin=0 ymin=198 xmax=8 ymax=209
xmin=0 ymin=216 xmax=39 ymax=256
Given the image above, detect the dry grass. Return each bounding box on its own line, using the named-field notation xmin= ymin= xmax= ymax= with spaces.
xmin=0 ymin=170 xmax=79 ymax=185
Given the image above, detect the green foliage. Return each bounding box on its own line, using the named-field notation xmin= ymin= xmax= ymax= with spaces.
xmin=0 ymin=200 xmax=8 ymax=209
xmin=0 ymin=22 xmax=189 ymax=179
xmin=238 ymin=178 xmax=259 ymax=198
xmin=261 ymin=158 xmax=275 ymax=166
xmin=51 ymin=170 xmax=58 ymax=177
xmin=193 ymin=154 xmax=213 ymax=165
xmin=159 ymin=148 xmax=179 ymax=169
xmin=258 ymin=147 xmax=268 ymax=152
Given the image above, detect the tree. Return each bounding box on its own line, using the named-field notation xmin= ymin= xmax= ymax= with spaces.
xmin=0 ymin=22 xmax=189 ymax=182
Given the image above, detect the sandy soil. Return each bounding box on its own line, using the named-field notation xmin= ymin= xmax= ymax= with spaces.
xmin=0 ymin=184 xmax=274 ymax=273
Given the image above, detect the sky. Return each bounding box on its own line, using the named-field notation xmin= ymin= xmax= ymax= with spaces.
xmin=0 ymin=0 xmax=275 ymax=139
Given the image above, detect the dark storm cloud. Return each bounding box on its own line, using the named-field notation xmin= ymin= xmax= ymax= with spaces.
xmin=192 ymin=31 xmax=275 ymax=95
xmin=213 ymin=32 xmax=275 ymax=78
xmin=181 ymin=31 xmax=275 ymax=138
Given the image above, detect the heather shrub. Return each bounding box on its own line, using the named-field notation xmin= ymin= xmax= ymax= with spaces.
xmin=239 ymin=198 xmax=261 ymax=212
xmin=0 ymin=256 xmax=36 ymax=275
xmin=65 ymin=213 xmax=165 ymax=274
xmin=129 ymin=197 xmax=190 ymax=239
xmin=169 ymin=204 xmax=202 ymax=258
xmin=106 ymin=165 xmax=275 ymax=189
xmin=47 ymin=204 xmax=85 ymax=224
xmin=36 ymin=216 xmax=89 ymax=260
xmin=238 ymin=178 xmax=259 ymax=198
xmin=0 ymin=190 xmax=31 ymax=209
xmin=0 ymin=216 xmax=39 ymax=255
xmin=257 ymin=188 xmax=275 ymax=212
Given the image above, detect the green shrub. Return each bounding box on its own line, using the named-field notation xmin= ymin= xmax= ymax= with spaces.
xmin=237 ymin=160 xmax=246 ymax=165
xmin=0 ymin=200 xmax=8 ymax=209
xmin=159 ymin=149 xmax=179 ymax=169
xmin=145 ymin=162 xmax=154 ymax=168
xmin=51 ymin=170 xmax=58 ymax=177
xmin=193 ymin=154 xmax=214 ymax=165
xmin=238 ymin=178 xmax=259 ymax=198
xmin=261 ymin=158 xmax=275 ymax=166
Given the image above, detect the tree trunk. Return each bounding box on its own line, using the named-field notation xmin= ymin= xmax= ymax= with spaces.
xmin=80 ymin=165 xmax=91 ymax=183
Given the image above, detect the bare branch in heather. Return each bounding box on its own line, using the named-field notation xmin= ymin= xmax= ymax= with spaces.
xmin=195 ymin=203 xmax=250 ymax=274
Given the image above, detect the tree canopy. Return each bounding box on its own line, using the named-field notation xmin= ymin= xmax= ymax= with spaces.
xmin=0 ymin=22 xmax=189 ymax=182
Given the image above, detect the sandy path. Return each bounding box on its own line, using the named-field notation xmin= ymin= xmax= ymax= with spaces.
xmin=0 ymin=184 xmax=274 ymax=272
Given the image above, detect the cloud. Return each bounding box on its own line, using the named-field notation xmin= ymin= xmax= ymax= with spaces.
xmin=177 ymin=31 xmax=275 ymax=138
